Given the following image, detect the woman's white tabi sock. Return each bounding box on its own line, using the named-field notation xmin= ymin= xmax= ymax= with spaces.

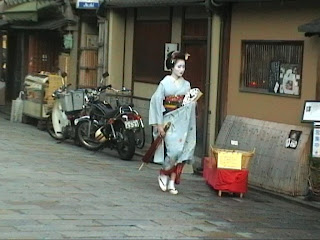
xmin=168 ymin=180 xmax=178 ymax=195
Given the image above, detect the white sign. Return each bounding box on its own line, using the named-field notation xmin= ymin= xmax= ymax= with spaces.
xmin=313 ymin=122 xmax=320 ymax=158
xmin=76 ymin=0 xmax=100 ymax=9
xmin=217 ymin=151 xmax=242 ymax=170
xmin=231 ymin=140 xmax=238 ymax=146
xmin=302 ymin=101 xmax=320 ymax=122
xmin=164 ymin=43 xmax=179 ymax=71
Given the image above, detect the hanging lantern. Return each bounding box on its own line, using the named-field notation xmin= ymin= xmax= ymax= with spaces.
xmin=63 ymin=32 xmax=73 ymax=49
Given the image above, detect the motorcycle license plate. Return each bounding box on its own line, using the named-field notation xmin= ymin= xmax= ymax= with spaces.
xmin=124 ymin=120 xmax=140 ymax=129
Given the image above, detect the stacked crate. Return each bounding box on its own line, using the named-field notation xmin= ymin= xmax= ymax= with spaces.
xmin=44 ymin=74 xmax=63 ymax=108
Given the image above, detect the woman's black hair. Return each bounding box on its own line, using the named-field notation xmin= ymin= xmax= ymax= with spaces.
xmin=165 ymin=51 xmax=188 ymax=70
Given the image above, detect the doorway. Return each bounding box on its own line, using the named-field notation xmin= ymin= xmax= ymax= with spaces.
xmin=182 ymin=17 xmax=208 ymax=157
xmin=78 ymin=15 xmax=99 ymax=88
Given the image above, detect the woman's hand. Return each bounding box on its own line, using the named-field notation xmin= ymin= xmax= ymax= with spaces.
xmin=157 ymin=124 xmax=166 ymax=137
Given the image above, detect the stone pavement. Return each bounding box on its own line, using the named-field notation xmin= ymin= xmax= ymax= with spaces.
xmin=0 ymin=107 xmax=320 ymax=239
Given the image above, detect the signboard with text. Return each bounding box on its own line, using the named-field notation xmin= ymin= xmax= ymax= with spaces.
xmin=217 ymin=151 xmax=242 ymax=170
xmin=76 ymin=0 xmax=100 ymax=9
xmin=302 ymin=101 xmax=320 ymax=123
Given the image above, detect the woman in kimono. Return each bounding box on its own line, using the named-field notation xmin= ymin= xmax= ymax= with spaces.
xmin=149 ymin=51 xmax=197 ymax=195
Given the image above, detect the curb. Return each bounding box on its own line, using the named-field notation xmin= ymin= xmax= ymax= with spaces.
xmin=192 ymin=168 xmax=320 ymax=211
xmin=249 ymin=185 xmax=320 ymax=211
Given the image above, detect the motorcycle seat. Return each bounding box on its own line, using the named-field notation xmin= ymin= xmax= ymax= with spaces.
xmin=102 ymin=109 xmax=119 ymax=119
xmin=120 ymin=105 xmax=133 ymax=113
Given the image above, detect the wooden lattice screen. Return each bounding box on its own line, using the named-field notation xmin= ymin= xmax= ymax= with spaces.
xmin=241 ymin=40 xmax=304 ymax=94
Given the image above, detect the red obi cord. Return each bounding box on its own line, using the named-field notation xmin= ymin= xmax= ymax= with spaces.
xmin=203 ymin=157 xmax=249 ymax=193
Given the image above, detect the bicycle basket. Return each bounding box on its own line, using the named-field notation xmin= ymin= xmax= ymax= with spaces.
xmin=60 ymin=89 xmax=85 ymax=112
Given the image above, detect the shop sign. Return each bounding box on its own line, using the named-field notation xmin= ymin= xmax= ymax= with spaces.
xmin=76 ymin=0 xmax=100 ymax=9
xmin=217 ymin=151 xmax=242 ymax=170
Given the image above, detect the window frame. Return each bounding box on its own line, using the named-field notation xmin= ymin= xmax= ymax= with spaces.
xmin=133 ymin=9 xmax=172 ymax=84
xmin=239 ymin=40 xmax=304 ymax=98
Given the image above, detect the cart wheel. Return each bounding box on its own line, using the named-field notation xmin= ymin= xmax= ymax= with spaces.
xmin=218 ymin=190 xmax=222 ymax=197
xmin=240 ymin=193 xmax=244 ymax=198
xmin=37 ymin=120 xmax=47 ymax=131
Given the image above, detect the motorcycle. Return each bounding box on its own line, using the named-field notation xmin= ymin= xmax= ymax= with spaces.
xmin=100 ymin=84 xmax=145 ymax=149
xmin=132 ymin=108 xmax=145 ymax=149
xmin=76 ymin=85 xmax=142 ymax=160
xmin=46 ymin=72 xmax=87 ymax=143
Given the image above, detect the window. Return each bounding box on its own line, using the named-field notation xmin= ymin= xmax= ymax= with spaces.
xmin=133 ymin=8 xmax=171 ymax=84
xmin=240 ymin=40 xmax=304 ymax=97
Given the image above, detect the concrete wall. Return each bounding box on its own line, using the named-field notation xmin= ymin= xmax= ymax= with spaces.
xmin=215 ymin=115 xmax=311 ymax=196
xmin=227 ymin=1 xmax=320 ymax=127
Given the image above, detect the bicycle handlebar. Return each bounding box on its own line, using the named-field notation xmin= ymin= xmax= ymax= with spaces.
xmin=109 ymin=86 xmax=132 ymax=94
xmin=98 ymin=84 xmax=112 ymax=92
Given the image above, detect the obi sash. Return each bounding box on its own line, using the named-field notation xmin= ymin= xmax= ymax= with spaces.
xmin=163 ymin=95 xmax=184 ymax=112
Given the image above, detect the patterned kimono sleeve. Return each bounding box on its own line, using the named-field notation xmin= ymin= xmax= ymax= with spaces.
xmin=149 ymin=82 xmax=166 ymax=126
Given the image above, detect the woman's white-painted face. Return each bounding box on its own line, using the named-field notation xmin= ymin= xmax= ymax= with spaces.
xmin=172 ymin=59 xmax=185 ymax=78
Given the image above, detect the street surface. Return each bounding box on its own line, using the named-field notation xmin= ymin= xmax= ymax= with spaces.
xmin=0 ymin=114 xmax=319 ymax=239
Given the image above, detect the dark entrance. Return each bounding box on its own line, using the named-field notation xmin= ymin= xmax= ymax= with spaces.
xmin=182 ymin=17 xmax=208 ymax=157
xmin=6 ymin=31 xmax=61 ymax=100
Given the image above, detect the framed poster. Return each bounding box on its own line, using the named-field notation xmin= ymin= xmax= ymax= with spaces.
xmin=301 ymin=101 xmax=320 ymax=123
xmin=285 ymin=130 xmax=302 ymax=149
xmin=279 ymin=63 xmax=301 ymax=96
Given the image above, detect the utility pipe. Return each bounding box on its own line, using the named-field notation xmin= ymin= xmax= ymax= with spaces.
xmin=201 ymin=9 xmax=212 ymax=162
xmin=201 ymin=0 xmax=224 ymax=163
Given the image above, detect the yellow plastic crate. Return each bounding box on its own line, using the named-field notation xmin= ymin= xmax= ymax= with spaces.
xmin=44 ymin=74 xmax=63 ymax=106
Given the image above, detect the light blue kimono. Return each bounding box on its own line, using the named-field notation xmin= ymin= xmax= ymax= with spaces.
xmin=149 ymin=75 xmax=197 ymax=168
